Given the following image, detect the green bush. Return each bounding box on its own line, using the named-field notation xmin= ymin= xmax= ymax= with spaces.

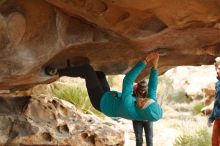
xmin=171 ymin=89 xmax=190 ymax=103
xmin=193 ymin=102 xmax=205 ymax=115
xmin=49 ymin=81 xmax=105 ymax=118
xmin=173 ymin=124 xmax=211 ymax=146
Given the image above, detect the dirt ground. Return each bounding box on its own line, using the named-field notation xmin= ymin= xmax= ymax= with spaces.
xmin=119 ymin=104 xmax=211 ymax=146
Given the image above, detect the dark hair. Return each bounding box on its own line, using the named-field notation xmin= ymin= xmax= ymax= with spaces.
xmin=135 ymin=80 xmax=147 ymax=98
xmin=137 ymin=80 xmax=148 ymax=92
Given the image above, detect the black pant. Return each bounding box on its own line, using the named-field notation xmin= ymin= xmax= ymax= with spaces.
xmin=132 ymin=120 xmax=153 ymax=146
xmin=58 ymin=64 xmax=110 ymax=111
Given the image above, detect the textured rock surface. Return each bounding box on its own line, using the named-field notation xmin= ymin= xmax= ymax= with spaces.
xmin=0 ymin=0 xmax=220 ymax=90
xmin=164 ymin=65 xmax=217 ymax=99
xmin=164 ymin=65 xmax=217 ymax=115
xmin=0 ymin=95 xmax=124 ymax=146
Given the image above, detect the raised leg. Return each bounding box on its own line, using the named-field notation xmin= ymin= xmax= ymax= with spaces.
xmin=52 ymin=64 xmax=105 ymax=111
xmin=95 ymin=71 xmax=110 ymax=92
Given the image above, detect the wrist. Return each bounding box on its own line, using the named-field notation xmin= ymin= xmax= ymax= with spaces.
xmin=153 ymin=63 xmax=158 ymax=69
xmin=153 ymin=65 xmax=158 ymax=68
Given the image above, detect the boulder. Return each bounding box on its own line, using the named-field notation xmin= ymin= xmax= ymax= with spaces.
xmin=0 ymin=95 xmax=125 ymax=145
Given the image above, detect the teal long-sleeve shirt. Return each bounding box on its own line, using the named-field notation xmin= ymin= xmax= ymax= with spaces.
xmin=100 ymin=61 xmax=163 ymax=121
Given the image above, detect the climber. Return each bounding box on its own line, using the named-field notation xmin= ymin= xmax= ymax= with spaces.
xmin=45 ymin=52 xmax=163 ymax=121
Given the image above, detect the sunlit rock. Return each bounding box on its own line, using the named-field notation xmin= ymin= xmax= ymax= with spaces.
xmin=0 ymin=95 xmax=124 ymax=146
xmin=0 ymin=0 xmax=220 ymax=90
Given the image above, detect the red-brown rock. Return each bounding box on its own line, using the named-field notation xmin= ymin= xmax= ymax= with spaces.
xmin=0 ymin=0 xmax=220 ymax=91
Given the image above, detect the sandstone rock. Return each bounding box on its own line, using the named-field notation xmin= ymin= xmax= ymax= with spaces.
xmin=0 ymin=0 xmax=220 ymax=90
xmin=164 ymin=65 xmax=217 ymax=100
xmin=201 ymin=83 xmax=215 ymax=105
xmin=163 ymin=65 xmax=217 ymax=115
xmin=0 ymin=95 xmax=125 ymax=146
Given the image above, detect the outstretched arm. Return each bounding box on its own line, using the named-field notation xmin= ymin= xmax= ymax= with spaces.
xmin=152 ymin=52 xmax=159 ymax=69
xmin=148 ymin=53 xmax=159 ymax=101
xmin=122 ymin=52 xmax=158 ymax=99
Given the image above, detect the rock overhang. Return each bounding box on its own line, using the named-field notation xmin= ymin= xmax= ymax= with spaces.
xmin=0 ymin=0 xmax=220 ymax=91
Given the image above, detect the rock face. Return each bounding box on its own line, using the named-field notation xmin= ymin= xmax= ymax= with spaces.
xmin=0 ymin=95 xmax=125 ymax=146
xmin=164 ymin=65 xmax=217 ymax=115
xmin=164 ymin=65 xmax=217 ymax=99
xmin=0 ymin=0 xmax=220 ymax=90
